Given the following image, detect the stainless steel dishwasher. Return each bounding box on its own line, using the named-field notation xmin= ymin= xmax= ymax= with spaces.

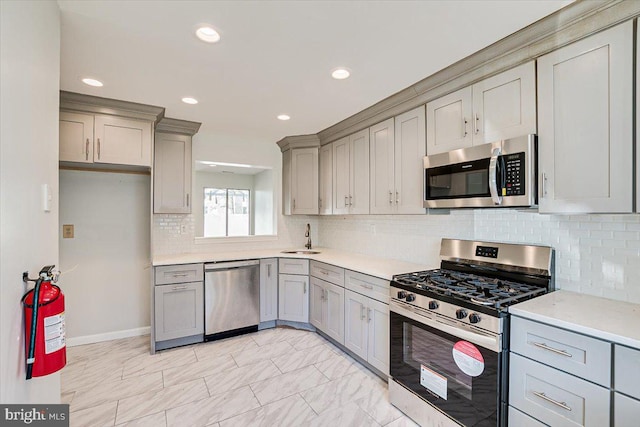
xmin=204 ymin=260 xmax=260 ymax=340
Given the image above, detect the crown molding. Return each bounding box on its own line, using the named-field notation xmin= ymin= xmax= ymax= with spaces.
xmin=60 ymin=91 xmax=165 ymax=123
xmin=155 ymin=117 xmax=201 ymax=136
xmin=276 ymin=134 xmax=321 ymax=152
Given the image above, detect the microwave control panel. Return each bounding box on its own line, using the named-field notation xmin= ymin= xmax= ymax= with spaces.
xmin=504 ymin=152 xmax=525 ymax=196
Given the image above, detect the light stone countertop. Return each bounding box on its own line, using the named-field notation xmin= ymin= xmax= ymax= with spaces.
xmin=153 ymin=247 xmax=434 ymax=281
xmin=509 ymin=290 xmax=640 ymax=350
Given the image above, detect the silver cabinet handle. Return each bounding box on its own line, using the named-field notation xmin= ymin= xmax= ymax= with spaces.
xmin=186 ymin=193 xmax=189 ymax=207
xmin=367 ymin=307 xmax=372 ymax=323
xmin=171 ymin=285 xmax=188 ymax=291
xmin=303 ymin=282 xmax=306 ymax=294
xmin=319 ymin=198 xmax=322 ymax=208
xmin=542 ymin=172 xmax=548 ymax=197
xmin=267 ymin=264 xmax=271 ymax=277
xmin=462 ymin=117 xmax=468 ymax=137
xmin=349 ymin=195 xmax=353 ymax=206
xmin=389 ymin=191 xmax=393 ymax=205
xmin=475 ymin=113 xmax=480 ymax=134
xmin=395 ymin=191 xmax=399 ymax=204
xmin=171 ymin=273 xmax=189 ymax=277
xmin=489 ymin=147 xmax=502 ymax=205
xmin=97 ymin=138 xmax=101 ymax=159
xmin=85 ymin=138 xmax=90 ymax=161
xmin=359 ymin=283 xmax=374 ymax=290
xmin=360 ymin=305 xmax=366 ymax=320
xmin=532 ymin=341 xmax=572 ymax=358
xmin=344 ymin=195 xmax=348 ymax=207
xmin=293 ymin=198 xmax=296 ymax=210
xmin=532 ymin=391 xmax=572 ymax=412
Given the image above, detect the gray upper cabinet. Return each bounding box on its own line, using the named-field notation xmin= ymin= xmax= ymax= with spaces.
xmin=333 ymin=129 xmax=370 ymax=215
xmin=426 ymin=61 xmax=536 ymax=155
xmin=154 ymin=133 xmax=192 ymax=213
xmin=537 ymin=21 xmax=633 ymax=214
xmin=319 ymin=143 xmax=333 ymax=215
xmin=153 ymin=118 xmax=201 ymax=214
xmin=59 ymin=112 xmax=94 ymax=163
xmin=290 ymin=147 xmax=319 ymax=215
xmin=369 ymin=118 xmax=395 ymax=214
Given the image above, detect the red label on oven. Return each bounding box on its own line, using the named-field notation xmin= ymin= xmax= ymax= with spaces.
xmin=452 ymin=341 xmax=484 ymax=377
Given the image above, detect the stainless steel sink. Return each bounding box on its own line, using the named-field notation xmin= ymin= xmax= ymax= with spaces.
xmin=280 ymin=250 xmax=321 ymax=255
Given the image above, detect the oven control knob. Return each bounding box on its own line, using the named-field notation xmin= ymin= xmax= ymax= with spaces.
xmin=455 ymin=309 xmax=468 ymax=319
xmin=397 ymin=291 xmax=407 ymax=299
xmin=428 ymin=301 xmax=439 ymax=310
xmin=469 ymin=313 xmax=481 ymax=324
xmin=406 ymin=294 xmax=416 ymax=302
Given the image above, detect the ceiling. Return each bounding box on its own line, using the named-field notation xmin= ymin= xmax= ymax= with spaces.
xmin=58 ymin=1 xmax=571 ymax=146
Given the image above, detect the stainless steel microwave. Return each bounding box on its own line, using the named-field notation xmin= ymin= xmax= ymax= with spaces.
xmin=424 ymin=135 xmax=537 ymax=208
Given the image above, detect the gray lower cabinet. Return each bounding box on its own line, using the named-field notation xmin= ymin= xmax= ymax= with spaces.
xmin=153 ymin=263 xmax=204 ymax=350
xmin=615 ymin=392 xmax=640 ymax=427
xmin=260 ymin=258 xmax=278 ymax=323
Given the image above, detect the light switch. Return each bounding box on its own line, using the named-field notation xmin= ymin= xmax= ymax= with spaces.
xmin=63 ymin=224 xmax=74 ymax=239
xmin=42 ymin=184 xmax=52 ymax=212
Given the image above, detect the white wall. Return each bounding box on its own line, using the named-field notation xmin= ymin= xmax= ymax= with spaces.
xmin=59 ymin=170 xmax=151 ymax=343
xmin=0 ymin=0 xmax=61 ymax=403
xmin=254 ymin=169 xmax=274 ymax=235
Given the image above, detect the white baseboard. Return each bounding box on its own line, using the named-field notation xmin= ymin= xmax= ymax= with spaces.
xmin=67 ymin=326 xmax=150 ymax=347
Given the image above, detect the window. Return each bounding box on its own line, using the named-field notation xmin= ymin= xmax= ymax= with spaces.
xmin=203 ymin=188 xmax=250 ymax=237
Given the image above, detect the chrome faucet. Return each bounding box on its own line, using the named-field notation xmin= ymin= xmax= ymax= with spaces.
xmin=305 ymin=223 xmax=312 ymax=250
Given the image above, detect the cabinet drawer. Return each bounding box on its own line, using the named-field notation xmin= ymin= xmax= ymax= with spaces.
xmin=310 ymin=261 xmax=344 ymax=286
xmin=508 ymin=406 xmax=547 ymax=427
xmin=615 ymin=392 xmax=640 ymax=427
xmin=509 ymin=353 xmax=610 ymax=427
xmin=511 ymin=316 xmax=611 ymax=386
xmin=344 ymin=270 xmax=389 ymax=304
xmin=615 ymin=344 xmax=640 ymax=399
xmin=155 ymin=263 xmax=203 ymax=285
xmin=279 ymin=258 xmax=309 ymax=275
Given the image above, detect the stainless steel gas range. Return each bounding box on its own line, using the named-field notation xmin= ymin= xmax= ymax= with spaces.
xmin=388 ymin=238 xmax=554 ymax=427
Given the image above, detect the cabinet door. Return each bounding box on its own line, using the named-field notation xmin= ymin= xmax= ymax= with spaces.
xmin=394 ymin=105 xmax=426 ymax=214
xmin=366 ymin=298 xmax=389 ymax=376
xmin=324 ymin=282 xmax=345 ymax=345
xmin=319 ymin=143 xmax=333 ymax=215
xmin=333 ymin=136 xmax=350 ymax=214
xmin=349 ymin=129 xmax=370 ymax=214
xmin=94 ymin=115 xmax=152 ymax=166
xmin=369 ymin=118 xmax=395 ymax=214
xmin=615 ymin=393 xmax=640 ymax=427
xmin=278 ymin=274 xmax=309 ymax=323
xmin=537 ymin=22 xmax=633 ymax=213
xmin=472 ymin=61 xmax=536 ymax=144
xmin=426 ymin=86 xmax=472 ymax=155
xmin=259 ymin=259 xmax=278 ymax=322
xmin=153 ymin=133 xmax=192 ymax=213
xmin=344 ymin=289 xmax=368 ymax=361
xmin=282 ymin=149 xmax=292 ymax=215
xmin=59 ymin=112 xmax=94 ymax=163
xmin=291 ymin=148 xmax=319 ymax=215
xmin=309 ymin=277 xmax=325 ymax=329
xmin=154 ymin=282 xmax=204 ymax=342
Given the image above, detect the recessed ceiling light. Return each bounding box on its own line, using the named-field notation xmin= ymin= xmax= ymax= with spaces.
xmin=82 ymin=78 xmax=103 ymax=87
xmin=196 ymin=26 xmax=220 ymax=43
xmin=182 ymin=97 xmax=198 ymax=105
xmin=331 ymin=68 xmax=351 ymax=80
xmin=277 ymin=114 xmax=290 ymax=121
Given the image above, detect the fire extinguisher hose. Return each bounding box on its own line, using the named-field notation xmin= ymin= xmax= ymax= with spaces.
xmin=25 ymin=277 xmax=43 ymax=380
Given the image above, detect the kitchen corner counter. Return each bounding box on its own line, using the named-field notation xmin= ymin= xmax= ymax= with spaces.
xmin=153 ymin=248 xmax=433 ymax=281
xmin=509 ymin=290 xmax=640 ymax=350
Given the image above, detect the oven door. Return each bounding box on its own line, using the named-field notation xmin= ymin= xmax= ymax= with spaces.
xmin=390 ymin=301 xmax=504 ymax=427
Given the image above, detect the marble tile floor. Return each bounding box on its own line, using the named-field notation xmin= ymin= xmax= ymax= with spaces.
xmin=62 ymin=327 xmax=420 ymax=427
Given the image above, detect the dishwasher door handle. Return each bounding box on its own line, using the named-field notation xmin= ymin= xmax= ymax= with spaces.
xmin=205 ymin=260 xmax=260 ymax=271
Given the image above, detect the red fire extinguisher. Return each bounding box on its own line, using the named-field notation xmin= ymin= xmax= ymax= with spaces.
xmin=22 ymin=265 xmax=66 ymax=379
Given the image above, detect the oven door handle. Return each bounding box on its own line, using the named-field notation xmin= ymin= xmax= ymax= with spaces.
xmin=489 ymin=147 xmax=502 ymax=205
xmin=391 ymin=301 xmax=501 ymax=352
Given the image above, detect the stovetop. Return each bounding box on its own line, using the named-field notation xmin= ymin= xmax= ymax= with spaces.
xmin=392 ymin=268 xmax=547 ymax=312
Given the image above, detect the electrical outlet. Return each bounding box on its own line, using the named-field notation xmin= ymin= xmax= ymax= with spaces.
xmin=62 ymin=224 xmax=74 ymax=239
xmin=180 ymin=224 xmax=187 ymax=234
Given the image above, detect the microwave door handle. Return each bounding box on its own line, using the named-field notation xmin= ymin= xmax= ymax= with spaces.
xmin=489 ymin=147 xmax=502 ymax=205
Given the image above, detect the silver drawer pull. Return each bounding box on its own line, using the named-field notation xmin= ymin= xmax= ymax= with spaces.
xmin=359 ymin=283 xmax=374 ymax=290
xmin=321 ymin=270 xmax=329 ymax=275
xmin=171 ymin=285 xmax=188 ymax=291
xmin=171 ymin=273 xmax=190 ymax=277
xmin=532 ymin=341 xmax=572 ymax=358
xmin=533 ymin=391 xmax=572 ymax=412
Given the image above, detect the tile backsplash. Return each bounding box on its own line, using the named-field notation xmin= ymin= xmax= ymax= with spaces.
xmin=153 ymin=209 xmax=640 ymax=304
